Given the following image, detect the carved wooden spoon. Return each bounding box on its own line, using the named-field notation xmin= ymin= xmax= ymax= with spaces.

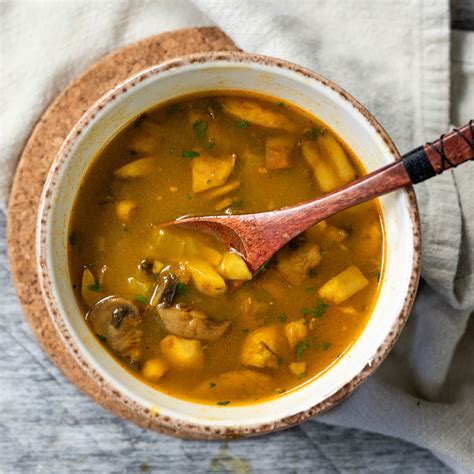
xmin=170 ymin=121 xmax=473 ymax=274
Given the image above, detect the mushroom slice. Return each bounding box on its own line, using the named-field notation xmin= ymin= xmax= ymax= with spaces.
xmin=158 ymin=306 xmax=230 ymax=341
xmin=86 ymin=296 xmax=143 ymax=362
xmin=150 ymin=272 xmax=179 ymax=309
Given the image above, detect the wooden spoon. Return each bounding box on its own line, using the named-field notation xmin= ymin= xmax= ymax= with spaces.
xmin=170 ymin=121 xmax=473 ymax=274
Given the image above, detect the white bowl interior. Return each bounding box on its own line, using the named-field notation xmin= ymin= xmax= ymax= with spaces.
xmin=43 ymin=59 xmax=415 ymax=429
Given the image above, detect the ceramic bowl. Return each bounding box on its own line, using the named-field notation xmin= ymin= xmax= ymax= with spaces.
xmin=37 ymin=51 xmax=421 ymax=438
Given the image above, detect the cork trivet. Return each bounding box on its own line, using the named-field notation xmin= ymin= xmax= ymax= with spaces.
xmin=7 ymin=27 xmax=238 ymax=431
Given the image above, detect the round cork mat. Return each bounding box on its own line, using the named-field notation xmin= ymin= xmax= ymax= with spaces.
xmin=7 ymin=27 xmax=239 ymax=433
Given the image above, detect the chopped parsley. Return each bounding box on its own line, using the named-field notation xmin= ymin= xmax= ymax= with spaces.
xmin=279 ymin=313 xmax=287 ymax=323
xmin=315 ymin=341 xmax=332 ymax=351
xmin=309 ymin=125 xmax=324 ymax=139
xmin=192 ymin=120 xmax=208 ymax=138
xmin=295 ymin=341 xmax=310 ymax=361
xmin=277 ymin=102 xmax=286 ymax=107
xmin=373 ymin=269 xmax=381 ymax=281
xmin=134 ymin=294 xmax=147 ymax=303
xmin=185 ymin=193 xmax=193 ymax=200
xmin=96 ymin=334 xmax=107 ymax=343
xmin=235 ymin=120 xmax=248 ymax=129
xmin=87 ymin=282 xmax=101 ymax=292
xmin=176 ymin=282 xmax=187 ymax=297
xmin=204 ymin=139 xmax=216 ymax=149
xmin=68 ymin=232 xmax=79 ymax=246
xmin=181 ymin=150 xmax=200 ymax=159
xmin=277 ymin=355 xmax=283 ymax=369
xmin=132 ymin=113 xmax=147 ymax=128
xmin=209 ymin=382 xmax=216 ymax=388
xmin=300 ymin=299 xmax=329 ymax=319
xmin=217 ymin=401 xmax=230 ymax=406
xmin=298 ymin=372 xmax=306 ymax=380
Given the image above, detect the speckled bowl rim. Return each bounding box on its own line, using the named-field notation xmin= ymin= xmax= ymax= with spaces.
xmin=37 ymin=51 xmax=421 ymax=439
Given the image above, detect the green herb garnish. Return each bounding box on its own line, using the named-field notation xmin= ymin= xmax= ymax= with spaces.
xmin=134 ymin=294 xmax=147 ymax=303
xmin=310 ymin=125 xmax=323 ymax=139
xmin=68 ymin=232 xmax=79 ymax=246
xmin=87 ymin=282 xmax=101 ymax=292
xmin=217 ymin=401 xmax=230 ymax=406
xmin=322 ymin=341 xmax=332 ymax=351
xmin=300 ymin=299 xmax=329 ymax=319
xmin=185 ymin=193 xmax=193 ymax=200
xmin=277 ymin=355 xmax=283 ymax=368
xmin=235 ymin=120 xmax=248 ymax=129
xmin=298 ymin=372 xmax=306 ymax=380
xmin=277 ymin=102 xmax=286 ymax=107
xmin=176 ymin=282 xmax=187 ymax=297
xmin=373 ymin=269 xmax=381 ymax=281
xmin=97 ymin=334 xmax=107 ymax=343
xmin=279 ymin=313 xmax=287 ymax=323
xmin=204 ymin=139 xmax=216 ymax=149
xmin=209 ymin=382 xmax=216 ymax=388
xmin=295 ymin=341 xmax=310 ymax=361
xmin=192 ymin=120 xmax=208 ymax=138
xmin=181 ymin=150 xmax=200 ymax=159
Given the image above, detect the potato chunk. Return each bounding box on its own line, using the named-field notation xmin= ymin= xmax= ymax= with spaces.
xmin=160 ymin=335 xmax=204 ymax=370
xmin=192 ymin=155 xmax=236 ymax=193
xmin=276 ymin=242 xmax=322 ymax=285
xmin=284 ymin=319 xmax=308 ymax=349
xmin=115 ymin=200 xmax=137 ymax=222
xmin=318 ymin=265 xmax=369 ymax=304
xmin=237 ymin=291 xmax=269 ymax=330
xmin=186 ymin=259 xmax=227 ymax=296
xmin=142 ymin=358 xmax=169 ymax=381
xmin=265 ymin=134 xmax=295 ymax=169
xmin=81 ymin=268 xmax=102 ymax=308
xmin=301 ymin=139 xmax=341 ymax=193
xmin=195 ymin=369 xmax=273 ymax=399
xmin=113 ymin=157 xmax=156 ymax=178
xmin=218 ymin=253 xmax=252 ymax=280
xmin=221 ymin=97 xmax=298 ymax=131
xmin=317 ymin=133 xmax=356 ymax=184
xmin=289 ymin=361 xmax=306 ymax=377
xmin=203 ymin=180 xmax=241 ymax=200
xmin=241 ymin=325 xmax=283 ymax=369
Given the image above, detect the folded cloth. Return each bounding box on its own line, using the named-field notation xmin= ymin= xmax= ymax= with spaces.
xmin=1 ymin=1 xmax=473 ymax=472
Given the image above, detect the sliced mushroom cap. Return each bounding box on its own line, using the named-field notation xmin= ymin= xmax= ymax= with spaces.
xmin=158 ymin=305 xmax=230 ymax=341
xmin=150 ymin=272 xmax=179 ymax=309
xmin=86 ymin=296 xmax=143 ymax=362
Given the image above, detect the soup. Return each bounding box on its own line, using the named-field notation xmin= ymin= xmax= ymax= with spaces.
xmin=68 ymin=92 xmax=383 ymax=405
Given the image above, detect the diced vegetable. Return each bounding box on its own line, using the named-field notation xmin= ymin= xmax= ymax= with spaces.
xmin=284 ymin=319 xmax=308 ymax=349
xmin=115 ymin=200 xmax=137 ymax=222
xmin=317 ymin=133 xmax=356 ymax=184
xmin=113 ymin=157 xmax=156 ymax=178
xmin=318 ymin=266 xmax=369 ymax=304
xmin=301 ymin=139 xmax=341 ymax=193
xmin=160 ymin=335 xmax=204 ymax=370
xmin=240 ymin=325 xmax=283 ymax=369
xmin=152 ymin=260 xmax=164 ymax=274
xmin=215 ymin=197 xmax=235 ymax=211
xmin=221 ymin=97 xmax=298 ymax=132
xmin=265 ymin=134 xmax=295 ymax=169
xmin=289 ymin=361 xmax=306 ymax=377
xmin=276 ymin=242 xmax=322 ymax=285
xmin=81 ymin=268 xmax=102 ymax=308
xmin=195 ymin=369 xmax=272 ymax=399
xmin=199 ymin=245 xmax=222 ymax=267
xmin=192 ymin=155 xmax=236 ymax=193
xmin=142 ymin=358 xmax=169 ymax=382
xmin=204 ymin=181 xmax=241 ymax=200
xmin=237 ymin=292 xmax=269 ymax=330
xmin=217 ymin=253 xmax=252 ymax=280
xmin=186 ymin=259 xmax=227 ymax=296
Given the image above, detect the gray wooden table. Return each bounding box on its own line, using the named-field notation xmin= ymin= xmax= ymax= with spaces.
xmin=2 ymin=4 xmax=472 ymax=471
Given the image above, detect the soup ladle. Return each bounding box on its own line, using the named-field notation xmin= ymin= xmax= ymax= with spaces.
xmin=168 ymin=121 xmax=473 ymax=274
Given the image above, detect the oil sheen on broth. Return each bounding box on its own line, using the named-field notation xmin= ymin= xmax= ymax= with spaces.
xmin=68 ymin=92 xmax=384 ymax=406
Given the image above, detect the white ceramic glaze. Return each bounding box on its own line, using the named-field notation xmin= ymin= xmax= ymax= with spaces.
xmin=37 ymin=53 xmax=420 ymax=436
